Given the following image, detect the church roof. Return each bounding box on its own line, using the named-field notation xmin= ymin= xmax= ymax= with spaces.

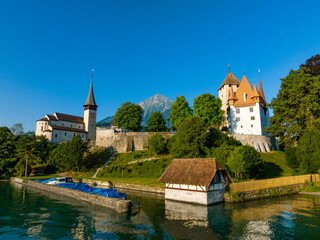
xmin=54 ymin=112 xmax=84 ymax=123
xmin=50 ymin=125 xmax=87 ymax=133
xmin=84 ymin=76 xmax=98 ymax=109
xmin=158 ymin=158 xmax=232 ymax=188
xmin=218 ymin=72 xmax=241 ymax=90
xmin=36 ymin=117 xmax=49 ymax=122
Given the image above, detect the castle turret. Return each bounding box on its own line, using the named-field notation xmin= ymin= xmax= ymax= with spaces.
xmin=84 ymin=72 xmax=98 ymax=141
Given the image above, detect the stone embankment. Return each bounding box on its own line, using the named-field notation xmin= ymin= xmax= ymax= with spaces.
xmin=11 ymin=177 xmax=132 ymax=213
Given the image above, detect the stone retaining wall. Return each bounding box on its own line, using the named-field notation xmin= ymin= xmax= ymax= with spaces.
xmin=11 ymin=178 xmax=131 ymax=213
xmin=82 ymin=178 xmax=165 ymax=194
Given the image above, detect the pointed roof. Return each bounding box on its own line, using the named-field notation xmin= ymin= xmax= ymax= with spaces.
xmin=233 ymin=75 xmax=255 ymax=107
xmin=84 ymin=75 xmax=98 ymax=110
xmin=218 ymin=72 xmax=240 ymax=90
xmin=158 ymin=158 xmax=232 ymax=188
xmin=259 ymin=79 xmax=266 ymax=102
xmin=228 ymin=86 xmax=237 ymax=100
xmin=252 ymin=83 xmax=260 ymax=98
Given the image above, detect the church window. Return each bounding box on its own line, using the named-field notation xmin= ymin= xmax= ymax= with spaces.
xmin=250 ymin=107 xmax=253 ymax=112
xmin=236 ymin=108 xmax=240 ymax=114
xmin=236 ymin=117 xmax=240 ymax=122
xmin=41 ymin=126 xmax=43 ymax=131
xmin=251 ymin=116 xmax=255 ymax=120
xmin=62 ymin=123 xmax=64 ymax=127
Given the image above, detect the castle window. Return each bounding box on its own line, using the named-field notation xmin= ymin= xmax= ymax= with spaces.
xmin=250 ymin=107 xmax=253 ymax=112
xmin=79 ymin=126 xmax=81 ymax=128
xmin=251 ymin=116 xmax=255 ymax=120
xmin=241 ymin=125 xmax=243 ymax=128
xmin=62 ymin=123 xmax=64 ymax=127
xmin=71 ymin=125 xmax=72 ymax=128
xmin=41 ymin=126 xmax=43 ymax=131
xmin=236 ymin=117 xmax=240 ymax=122
xmin=74 ymin=133 xmax=75 ymax=136
xmin=236 ymin=108 xmax=240 ymax=114
xmin=55 ymin=134 xmax=57 ymax=138
xmin=251 ymin=124 xmax=253 ymax=128
xmin=65 ymin=132 xmax=67 ymax=136
xmin=244 ymin=93 xmax=247 ymax=102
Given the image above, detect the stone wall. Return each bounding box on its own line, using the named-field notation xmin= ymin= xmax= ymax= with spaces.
xmin=232 ymin=133 xmax=278 ymax=152
xmin=95 ymin=129 xmax=174 ymax=153
xmin=11 ymin=177 xmax=131 ymax=213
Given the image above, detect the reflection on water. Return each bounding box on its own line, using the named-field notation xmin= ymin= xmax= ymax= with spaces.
xmin=0 ymin=182 xmax=320 ymax=239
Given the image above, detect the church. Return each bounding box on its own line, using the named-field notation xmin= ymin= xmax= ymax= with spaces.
xmin=218 ymin=71 xmax=270 ymax=136
xmin=35 ymin=76 xmax=97 ymax=144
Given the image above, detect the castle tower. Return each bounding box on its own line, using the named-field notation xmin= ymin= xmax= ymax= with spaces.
xmin=84 ymin=72 xmax=98 ymax=141
xmin=218 ymin=71 xmax=240 ymax=126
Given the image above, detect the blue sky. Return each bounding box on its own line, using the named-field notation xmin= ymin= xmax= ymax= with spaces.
xmin=1 ymin=0 xmax=319 ymax=131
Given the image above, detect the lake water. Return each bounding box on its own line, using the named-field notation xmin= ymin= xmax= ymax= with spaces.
xmin=1 ymin=181 xmax=320 ymax=239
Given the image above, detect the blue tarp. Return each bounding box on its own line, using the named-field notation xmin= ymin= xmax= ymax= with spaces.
xmin=56 ymin=183 xmax=127 ymax=199
xmin=36 ymin=178 xmax=56 ymax=184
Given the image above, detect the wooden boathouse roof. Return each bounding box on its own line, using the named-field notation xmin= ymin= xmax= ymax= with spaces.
xmin=158 ymin=158 xmax=231 ymax=188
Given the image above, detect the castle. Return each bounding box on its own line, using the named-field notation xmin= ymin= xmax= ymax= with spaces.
xmin=36 ymin=70 xmax=276 ymax=152
xmin=35 ymin=76 xmax=97 ymax=144
xmin=218 ymin=71 xmax=270 ymax=135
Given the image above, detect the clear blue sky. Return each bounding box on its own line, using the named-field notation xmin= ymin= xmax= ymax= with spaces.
xmin=1 ymin=0 xmax=319 ymax=131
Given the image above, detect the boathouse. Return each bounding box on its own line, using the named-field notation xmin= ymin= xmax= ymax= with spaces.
xmin=159 ymin=158 xmax=232 ymax=205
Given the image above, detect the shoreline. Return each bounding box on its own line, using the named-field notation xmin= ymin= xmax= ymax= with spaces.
xmin=299 ymin=191 xmax=320 ymax=196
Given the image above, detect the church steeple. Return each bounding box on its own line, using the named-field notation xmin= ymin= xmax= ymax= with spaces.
xmin=84 ymin=70 xmax=98 ymax=110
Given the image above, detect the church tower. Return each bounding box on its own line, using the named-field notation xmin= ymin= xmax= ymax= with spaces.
xmin=84 ymin=71 xmax=98 ymax=141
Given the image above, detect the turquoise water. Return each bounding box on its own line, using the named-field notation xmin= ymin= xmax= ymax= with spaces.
xmin=1 ymin=181 xmax=320 ymax=239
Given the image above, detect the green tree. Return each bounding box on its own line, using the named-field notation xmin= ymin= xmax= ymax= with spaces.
xmin=210 ymin=143 xmax=237 ymax=167
xmin=169 ymin=96 xmax=192 ymax=131
xmin=148 ymin=133 xmax=167 ymax=155
xmin=114 ymin=102 xmax=143 ymax=132
xmin=296 ymin=129 xmax=320 ymax=174
xmin=171 ymin=116 xmax=206 ymax=158
xmin=49 ymin=135 xmax=90 ymax=171
xmin=0 ymin=127 xmax=17 ymax=177
xmin=265 ymin=67 xmax=320 ymax=147
xmin=285 ymin=147 xmax=299 ymax=172
xmin=193 ymin=93 xmax=224 ymax=127
xmin=146 ymin=112 xmax=168 ymax=132
xmin=227 ymin=145 xmax=264 ymax=179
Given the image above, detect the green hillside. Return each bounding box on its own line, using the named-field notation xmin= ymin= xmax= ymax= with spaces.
xmin=260 ymin=151 xmax=295 ymax=179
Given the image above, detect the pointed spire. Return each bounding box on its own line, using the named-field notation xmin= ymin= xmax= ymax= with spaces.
xmin=218 ymin=72 xmax=240 ymax=90
xmin=259 ymin=79 xmax=266 ymax=103
xmin=252 ymin=83 xmax=260 ymax=98
xmin=84 ymin=69 xmax=98 ymax=110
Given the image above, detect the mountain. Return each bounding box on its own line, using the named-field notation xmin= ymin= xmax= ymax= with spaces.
xmin=138 ymin=94 xmax=173 ymax=127
xmin=97 ymin=94 xmax=173 ymax=128
xmin=96 ymin=116 xmax=114 ymax=127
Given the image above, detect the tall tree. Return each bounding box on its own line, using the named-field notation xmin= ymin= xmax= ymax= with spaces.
xmin=114 ymin=102 xmax=143 ymax=132
xmin=300 ymin=54 xmax=320 ymax=76
xmin=265 ymin=67 xmax=320 ymax=147
xmin=169 ymin=96 xmax=192 ymax=131
xmin=171 ymin=116 xmax=207 ymax=158
xmin=146 ymin=112 xmax=168 ymax=132
xmin=193 ymin=93 xmax=224 ymax=127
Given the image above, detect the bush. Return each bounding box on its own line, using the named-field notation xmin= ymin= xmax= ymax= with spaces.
xmin=296 ymin=129 xmax=320 ymax=174
xmin=285 ymin=147 xmax=299 ymax=171
xmin=227 ymin=145 xmax=265 ymax=179
xmin=148 ymin=133 xmax=167 ymax=155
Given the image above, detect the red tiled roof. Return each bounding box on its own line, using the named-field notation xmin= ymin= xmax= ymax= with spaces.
xmin=54 ymin=112 xmax=84 ymax=124
xmin=51 ymin=125 xmax=87 ymax=133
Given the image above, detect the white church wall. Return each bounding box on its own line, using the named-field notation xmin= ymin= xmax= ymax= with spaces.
xmin=51 ymin=129 xmax=87 ymax=144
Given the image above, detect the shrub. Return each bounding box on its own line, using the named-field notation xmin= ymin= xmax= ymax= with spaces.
xmin=285 ymin=147 xmax=299 ymax=171
xmin=148 ymin=133 xmax=167 ymax=155
xmin=227 ymin=145 xmax=265 ymax=179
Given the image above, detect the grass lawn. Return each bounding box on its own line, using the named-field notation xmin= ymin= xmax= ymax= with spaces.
xmin=260 ymin=151 xmax=295 ymax=179
xmin=85 ymin=177 xmax=164 ymax=188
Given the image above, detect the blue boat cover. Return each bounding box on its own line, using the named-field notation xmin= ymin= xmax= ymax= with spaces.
xmin=56 ymin=183 xmax=127 ymax=199
xmin=36 ymin=178 xmax=56 ymax=184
